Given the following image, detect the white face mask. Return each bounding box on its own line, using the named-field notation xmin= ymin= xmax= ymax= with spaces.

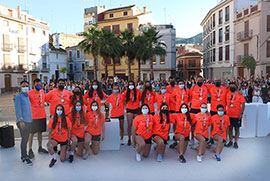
xmin=217 ymin=111 xmax=224 ymax=116
xmin=142 ymin=108 xmax=149 ymax=115
xmin=179 ymin=84 xmax=185 ymax=89
xmin=181 ymin=108 xmax=188 ymax=114
xmin=201 ymin=108 xmax=207 ymax=113
xmin=92 ymin=85 xmax=98 ymax=90
xmin=91 ymin=106 xmax=98 ymax=111
xmin=129 ymin=85 xmax=134 ymax=90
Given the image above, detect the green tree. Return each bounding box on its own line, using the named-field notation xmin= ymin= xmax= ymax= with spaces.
xmin=110 ymin=36 xmax=123 ymax=77
xmin=242 ymin=55 xmax=256 ymax=78
xmin=79 ymin=27 xmax=101 ymax=80
xmin=59 ymin=67 xmax=67 ymax=78
xmin=143 ymin=26 xmax=167 ymax=80
xmin=120 ymin=29 xmax=135 ymax=80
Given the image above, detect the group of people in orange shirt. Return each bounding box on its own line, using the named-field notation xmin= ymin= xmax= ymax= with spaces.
xmin=17 ymin=75 xmax=246 ymax=167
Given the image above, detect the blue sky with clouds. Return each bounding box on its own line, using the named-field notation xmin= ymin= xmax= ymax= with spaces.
xmin=0 ymin=0 xmax=219 ymax=38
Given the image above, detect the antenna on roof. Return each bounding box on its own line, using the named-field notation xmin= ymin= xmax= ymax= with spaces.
xmin=22 ymin=0 xmax=29 ymax=14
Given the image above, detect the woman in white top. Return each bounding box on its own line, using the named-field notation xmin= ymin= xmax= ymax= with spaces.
xmin=252 ymin=86 xmax=263 ymax=103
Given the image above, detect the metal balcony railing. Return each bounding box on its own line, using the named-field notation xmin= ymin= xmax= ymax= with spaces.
xmin=18 ymin=45 xmax=26 ymax=53
xmin=2 ymin=43 xmax=13 ymax=51
xmin=237 ymin=30 xmax=253 ymax=41
xmin=236 ymin=54 xmax=253 ymax=63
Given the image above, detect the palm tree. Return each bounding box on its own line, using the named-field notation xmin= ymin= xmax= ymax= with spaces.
xmin=110 ymin=36 xmax=123 ymax=77
xmin=143 ymin=26 xmax=167 ymax=80
xmin=79 ymin=27 xmax=101 ymax=80
xmin=120 ymin=29 xmax=135 ymax=80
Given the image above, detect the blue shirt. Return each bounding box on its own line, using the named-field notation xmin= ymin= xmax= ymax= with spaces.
xmin=14 ymin=92 xmax=32 ymax=123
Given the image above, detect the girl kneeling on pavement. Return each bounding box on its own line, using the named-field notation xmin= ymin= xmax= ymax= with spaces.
xmin=47 ymin=104 xmax=72 ymax=168
xmin=152 ymin=103 xmax=172 ymax=162
xmin=68 ymin=100 xmax=87 ymax=163
xmin=132 ymin=104 xmax=154 ymax=162
xmin=84 ymin=101 xmax=105 ymax=159
xmin=210 ymin=104 xmax=230 ymax=161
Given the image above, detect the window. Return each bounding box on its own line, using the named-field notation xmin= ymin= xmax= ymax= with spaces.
xmin=82 ymin=63 xmax=85 ymax=71
xmin=225 ymin=6 xmax=230 ymax=22
xmin=69 ymin=64 xmax=73 ymax=72
xmin=213 ymin=14 xmax=216 ymax=27
xmin=219 ymin=10 xmax=223 ymax=24
xmin=42 ymin=30 xmax=46 ymax=36
xmin=160 ymin=56 xmax=165 ymax=64
xmin=219 ymin=28 xmax=223 ymax=43
xmin=104 ymin=26 xmax=111 ymax=32
xmin=267 ymin=41 xmax=270 ymax=57
xmin=267 ymin=15 xmax=270 ymax=32
xmin=127 ymin=23 xmax=133 ymax=32
xmin=77 ymin=50 xmax=80 ymax=58
xmin=142 ymin=59 xmax=146 ymax=64
xmin=115 ymin=57 xmax=121 ymax=64
xmin=244 ymin=43 xmax=249 ymax=56
xmin=225 ymin=45 xmax=230 ymax=60
xmin=3 ymin=20 xmax=9 ymax=27
xmin=153 ymin=56 xmax=156 ymax=64
xmin=213 ymin=31 xmax=216 ymax=44
xmin=219 ymin=47 xmax=223 ymax=61
xmin=56 ymin=53 xmax=58 ymax=59
xmin=160 ymin=73 xmax=166 ymax=81
xmin=112 ymin=25 xmax=120 ymax=34
xmin=109 ymin=14 xmax=114 ymax=18
xmin=212 ymin=48 xmax=216 ymax=62
xmin=143 ymin=73 xmax=147 ymax=80
xmin=225 ymin=26 xmax=230 ymax=41
xmin=105 ymin=57 xmax=111 ymax=64
xmin=18 ymin=24 xmax=23 ymax=30
xmin=3 ymin=54 xmax=11 ymax=65
xmin=189 ymin=59 xmax=196 ymax=67
xmin=31 ymin=27 xmax=35 ymax=33
xmin=18 ymin=55 xmax=25 ymax=64
xmin=123 ymin=11 xmax=128 ymax=16
xmin=69 ymin=51 xmax=72 ymax=60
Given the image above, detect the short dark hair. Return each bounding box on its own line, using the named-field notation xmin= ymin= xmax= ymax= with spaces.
xmin=169 ymin=76 xmax=175 ymax=79
xmin=33 ymin=78 xmax=41 ymax=83
xmin=20 ymin=80 xmax=29 ymax=85
xmin=217 ymin=104 xmax=224 ymax=110
xmin=57 ymin=79 xmax=65 ymax=83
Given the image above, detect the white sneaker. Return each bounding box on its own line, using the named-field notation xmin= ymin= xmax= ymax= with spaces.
xmin=136 ymin=152 xmax=141 ymax=162
xmin=189 ymin=139 xmax=194 ymax=146
xmin=197 ymin=155 xmax=203 ymax=163
xmin=120 ymin=139 xmax=125 ymax=145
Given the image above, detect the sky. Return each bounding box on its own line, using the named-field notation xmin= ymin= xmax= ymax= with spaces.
xmin=0 ymin=0 xmax=219 ymax=38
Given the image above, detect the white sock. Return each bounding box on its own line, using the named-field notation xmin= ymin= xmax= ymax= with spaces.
xmin=52 ymin=154 xmax=56 ymax=160
xmin=70 ymin=151 xmax=74 ymax=156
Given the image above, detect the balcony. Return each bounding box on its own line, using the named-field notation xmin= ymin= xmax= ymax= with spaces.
xmin=237 ymin=30 xmax=253 ymax=41
xmin=41 ymin=48 xmax=48 ymax=56
xmin=18 ymin=45 xmax=26 ymax=53
xmin=236 ymin=54 xmax=253 ymax=63
xmin=2 ymin=43 xmax=13 ymax=51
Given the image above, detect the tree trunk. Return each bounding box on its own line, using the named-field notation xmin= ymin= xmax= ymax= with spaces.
xmin=128 ymin=58 xmax=132 ymax=80
xmin=93 ymin=56 xmax=97 ymax=80
xmin=137 ymin=59 xmax=141 ymax=82
xmin=113 ymin=57 xmax=116 ymax=77
xmin=150 ymin=56 xmax=154 ymax=80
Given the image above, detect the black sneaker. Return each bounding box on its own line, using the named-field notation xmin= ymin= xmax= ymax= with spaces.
xmin=49 ymin=159 xmax=57 ymax=168
xmin=53 ymin=146 xmax=58 ymax=153
xmin=28 ymin=149 xmax=35 ymax=159
xmin=58 ymin=151 xmax=61 ymax=155
xmin=169 ymin=141 xmax=178 ymax=149
xmin=225 ymin=141 xmax=233 ymax=147
xmin=22 ymin=158 xmax=33 ymax=166
xmin=179 ymin=155 xmax=186 ymax=163
xmin=127 ymin=139 xmax=131 ymax=146
xmin=69 ymin=155 xmax=74 ymax=163
xmin=207 ymin=138 xmax=214 ymax=145
xmin=233 ymin=142 xmax=239 ymax=149
xmin=38 ymin=147 xmax=49 ymax=154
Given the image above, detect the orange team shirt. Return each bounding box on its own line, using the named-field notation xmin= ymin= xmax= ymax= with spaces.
xmin=141 ymin=91 xmax=157 ymax=113
xmin=45 ymin=89 xmax=73 ymax=116
xmin=105 ymin=93 xmax=125 ymax=117
xmin=205 ymin=84 xmax=228 ymax=112
xmin=210 ymin=114 xmax=230 ymax=140
xmin=152 ymin=114 xmax=173 ymax=140
xmin=68 ymin=112 xmax=87 ymax=139
xmin=123 ymin=89 xmax=141 ymax=110
xmin=133 ymin=114 xmax=154 ymax=140
xmin=171 ymin=87 xmax=190 ymax=112
xmin=226 ymin=91 xmax=245 ymax=118
xmin=155 ymin=93 xmax=171 ymax=111
xmin=193 ymin=113 xmax=212 ymax=138
xmin=28 ymin=89 xmax=46 ymax=119
xmin=48 ymin=117 xmax=72 ymax=142
xmin=189 ymin=85 xmax=208 ymax=110
xmin=85 ymin=111 xmax=105 ymax=136
xmin=166 ymin=85 xmax=176 ymax=111
xmin=171 ymin=113 xmax=193 ymax=137
xmin=83 ymin=90 xmax=107 ymax=112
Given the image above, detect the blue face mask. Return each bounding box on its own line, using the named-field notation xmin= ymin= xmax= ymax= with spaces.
xmin=22 ymin=87 xmax=29 ymax=93
xmin=56 ymin=110 xmax=63 ymax=116
xmin=35 ymin=85 xmax=42 ymax=91
xmin=161 ymin=89 xmax=166 ymax=94
xmin=218 ymin=111 xmax=224 ymax=116
xmin=201 ymin=108 xmax=207 ymax=113
xmin=76 ymin=106 xmax=81 ymax=112
xmin=142 ymin=109 xmax=149 ymax=115
xmin=179 ymin=85 xmax=185 ymax=89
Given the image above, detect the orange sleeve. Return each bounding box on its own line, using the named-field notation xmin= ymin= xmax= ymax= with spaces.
xmin=133 ymin=116 xmax=139 ymax=127
xmin=45 ymin=91 xmax=52 ymax=103
xmin=240 ymin=94 xmax=246 ymax=104
xmin=48 ymin=118 xmax=53 ymax=128
xmin=104 ymin=95 xmax=111 ymax=104
xmin=66 ymin=117 xmax=72 ymax=128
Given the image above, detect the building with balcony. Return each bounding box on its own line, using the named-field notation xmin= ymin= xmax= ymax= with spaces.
xmin=66 ymin=45 xmax=86 ymax=81
xmin=234 ymin=0 xmax=270 ymax=77
xmin=200 ymin=0 xmax=258 ymax=79
xmin=0 ymin=4 xmax=49 ymax=93
xmin=84 ymin=5 xmax=153 ymax=80
xmin=141 ymin=24 xmax=176 ymax=81
xmin=51 ymin=33 xmax=84 ymax=50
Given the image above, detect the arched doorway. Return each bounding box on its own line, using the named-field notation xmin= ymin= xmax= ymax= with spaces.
xmin=4 ymin=74 xmax=11 ymax=92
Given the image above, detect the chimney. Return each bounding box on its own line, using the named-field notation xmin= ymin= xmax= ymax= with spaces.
xmin=143 ymin=7 xmax=147 ymax=14
xmin=17 ymin=6 xmax=21 ymax=19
